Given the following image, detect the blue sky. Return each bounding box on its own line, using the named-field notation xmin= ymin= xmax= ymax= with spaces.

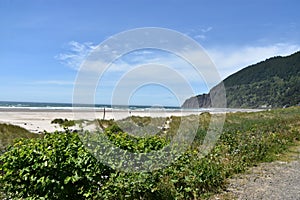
xmin=1 ymin=0 xmax=300 ymax=106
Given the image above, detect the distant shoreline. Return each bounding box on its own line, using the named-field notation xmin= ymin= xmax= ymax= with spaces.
xmin=0 ymin=107 xmax=264 ymax=113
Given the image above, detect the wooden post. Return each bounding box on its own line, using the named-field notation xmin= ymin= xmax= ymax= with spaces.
xmin=103 ymin=107 xmax=106 ymax=120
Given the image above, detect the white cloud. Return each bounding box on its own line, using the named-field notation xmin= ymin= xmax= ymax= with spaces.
xmin=194 ymin=34 xmax=206 ymax=40
xmin=55 ymin=40 xmax=217 ymax=90
xmin=79 ymin=48 xmax=219 ymax=94
xmin=188 ymin=26 xmax=213 ymax=41
xmin=186 ymin=29 xmax=300 ymax=80
xmin=55 ymin=41 xmax=97 ymax=70
xmin=207 ymin=43 xmax=300 ymax=79
xmin=201 ymin=27 xmax=213 ymax=33
xmin=56 ymin=38 xmax=300 ymax=86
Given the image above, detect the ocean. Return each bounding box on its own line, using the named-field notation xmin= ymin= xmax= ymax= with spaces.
xmin=0 ymin=101 xmax=264 ymax=113
xmin=0 ymin=101 xmax=181 ymax=111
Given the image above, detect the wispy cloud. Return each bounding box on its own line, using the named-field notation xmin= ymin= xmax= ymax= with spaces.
xmin=201 ymin=27 xmax=213 ymax=33
xmin=207 ymin=43 xmax=300 ymax=79
xmin=188 ymin=26 xmax=213 ymax=41
xmin=57 ymin=40 xmax=300 ymax=100
xmin=55 ymin=41 xmax=97 ymax=70
xmin=194 ymin=35 xmax=206 ymax=40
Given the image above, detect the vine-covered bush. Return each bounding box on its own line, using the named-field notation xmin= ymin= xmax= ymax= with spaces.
xmin=0 ymin=130 xmax=113 ymax=199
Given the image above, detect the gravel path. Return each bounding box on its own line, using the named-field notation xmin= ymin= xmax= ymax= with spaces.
xmin=212 ymin=146 xmax=300 ymax=200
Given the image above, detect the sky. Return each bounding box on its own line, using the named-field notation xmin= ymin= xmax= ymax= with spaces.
xmin=1 ymin=0 xmax=300 ymax=106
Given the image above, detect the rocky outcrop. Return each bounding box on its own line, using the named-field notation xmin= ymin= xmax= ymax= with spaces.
xmin=182 ymin=82 xmax=226 ymax=108
xmin=181 ymin=93 xmax=211 ymax=108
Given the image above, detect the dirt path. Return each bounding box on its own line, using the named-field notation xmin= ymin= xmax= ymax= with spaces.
xmin=212 ymin=145 xmax=300 ymax=200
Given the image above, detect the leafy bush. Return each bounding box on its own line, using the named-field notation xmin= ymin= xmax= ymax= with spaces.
xmin=105 ymin=129 xmax=168 ymax=153
xmin=0 ymin=130 xmax=113 ymax=199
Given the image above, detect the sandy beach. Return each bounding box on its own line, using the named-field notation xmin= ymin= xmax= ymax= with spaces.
xmin=0 ymin=108 xmax=199 ymax=133
xmin=0 ymin=108 xmax=263 ymax=133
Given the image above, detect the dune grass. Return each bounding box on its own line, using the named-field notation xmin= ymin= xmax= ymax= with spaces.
xmin=0 ymin=123 xmax=42 ymax=153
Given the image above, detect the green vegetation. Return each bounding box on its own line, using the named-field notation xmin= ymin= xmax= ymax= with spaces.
xmin=0 ymin=130 xmax=113 ymax=199
xmin=183 ymin=51 xmax=300 ymax=108
xmin=51 ymin=118 xmax=76 ymax=128
xmin=1 ymin=107 xmax=299 ymax=199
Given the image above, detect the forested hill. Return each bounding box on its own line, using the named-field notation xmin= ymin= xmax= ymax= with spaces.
xmin=182 ymin=51 xmax=300 ymax=108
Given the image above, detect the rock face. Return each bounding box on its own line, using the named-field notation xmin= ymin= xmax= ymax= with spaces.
xmin=181 ymin=93 xmax=211 ymax=108
xmin=182 ymin=77 xmax=228 ymax=109
xmin=182 ymin=82 xmax=227 ymax=108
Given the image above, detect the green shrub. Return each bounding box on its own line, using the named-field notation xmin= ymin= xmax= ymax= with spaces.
xmin=51 ymin=118 xmax=75 ymax=127
xmin=0 ymin=130 xmax=113 ymax=199
xmin=51 ymin=118 xmax=65 ymax=125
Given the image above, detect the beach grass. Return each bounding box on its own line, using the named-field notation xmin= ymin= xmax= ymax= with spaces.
xmin=0 ymin=123 xmax=42 ymax=153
